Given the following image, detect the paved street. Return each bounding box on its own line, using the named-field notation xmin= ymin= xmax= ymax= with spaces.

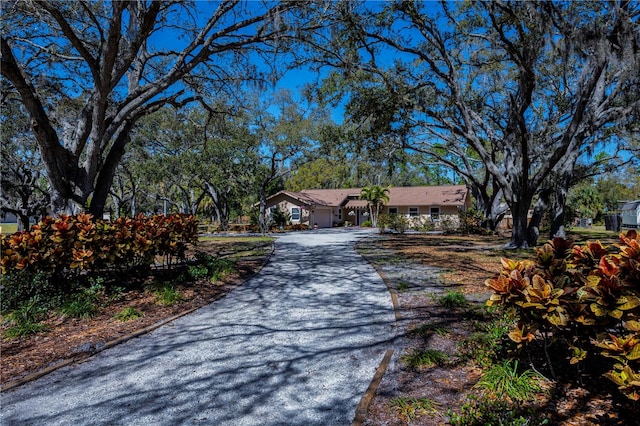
xmin=1 ymin=229 xmax=395 ymax=426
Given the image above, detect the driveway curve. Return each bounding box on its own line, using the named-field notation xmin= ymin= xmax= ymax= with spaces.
xmin=1 ymin=229 xmax=396 ymax=426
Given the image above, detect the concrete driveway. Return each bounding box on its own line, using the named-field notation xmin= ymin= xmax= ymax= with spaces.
xmin=1 ymin=229 xmax=396 ymax=425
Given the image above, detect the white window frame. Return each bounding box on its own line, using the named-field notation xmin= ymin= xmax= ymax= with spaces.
xmin=430 ymin=207 xmax=441 ymax=221
xmin=291 ymin=207 xmax=301 ymax=221
xmin=388 ymin=207 xmax=398 ymax=214
xmin=408 ymin=207 xmax=419 ymax=217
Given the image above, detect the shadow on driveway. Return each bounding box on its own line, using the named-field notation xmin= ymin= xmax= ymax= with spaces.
xmin=1 ymin=229 xmax=396 ymax=426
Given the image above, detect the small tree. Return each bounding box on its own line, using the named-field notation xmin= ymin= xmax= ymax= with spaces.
xmin=360 ymin=185 xmax=390 ymax=227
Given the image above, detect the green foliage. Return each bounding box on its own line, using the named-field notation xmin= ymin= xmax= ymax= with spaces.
xmin=361 ymin=220 xmax=372 ymax=227
xmin=439 ymin=291 xmax=468 ymax=308
xmin=2 ymin=299 xmax=49 ymax=339
xmin=360 ymin=185 xmax=390 ymax=227
xmin=187 ymin=264 xmax=209 ymax=280
xmin=389 ymin=397 xmax=439 ymax=422
xmin=458 ymin=207 xmax=491 ymax=235
xmin=152 ymin=284 xmax=183 ymax=306
xmin=0 ymin=270 xmax=63 ymax=313
xmin=409 ymin=323 xmax=449 ymax=338
xmin=378 ymin=213 xmax=409 ymax=234
xmin=439 ymin=215 xmax=459 ymax=233
xmin=271 ymin=208 xmax=290 ymax=228
xmin=402 ymin=349 xmax=449 ymax=368
xmin=285 ymin=158 xmax=350 ymax=191
xmin=3 ymin=321 xmax=48 ymax=339
xmin=59 ymin=283 xmax=105 ymax=319
xmin=485 ymin=230 xmax=640 ymax=400
xmin=566 ymin=182 xmax=604 ymax=222
xmin=460 ymin=309 xmax=515 ymax=368
xmin=411 ymin=217 xmax=435 ymax=232
xmin=191 ymin=253 xmax=235 ymax=282
xmin=475 ymin=360 xmax=546 ymax=401
xmin=113 ymin=306 xmax=144 ymax=322
xmin=449 ymin=396 xmax=549 ymax=426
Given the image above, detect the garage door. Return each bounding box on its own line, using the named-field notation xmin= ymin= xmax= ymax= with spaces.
xmin=313 ymin=209 xmax=333 ymax=228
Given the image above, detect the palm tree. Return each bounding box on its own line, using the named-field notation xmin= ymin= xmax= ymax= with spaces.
xmin=360 ymin=185 xmax=390 ymax=227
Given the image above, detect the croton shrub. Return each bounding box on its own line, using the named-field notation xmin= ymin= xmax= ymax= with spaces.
xmin=486 ymin=230 xmax=640 ymax=400
xmin=1 ymin=213 xmax=198 ymax=275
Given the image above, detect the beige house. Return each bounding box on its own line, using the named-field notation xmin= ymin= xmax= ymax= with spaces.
xmin=264 ymin=185 xmax=471 ymax=228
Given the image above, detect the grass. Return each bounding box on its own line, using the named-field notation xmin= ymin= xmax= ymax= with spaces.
xmin=59 ymin=283 xmax=106 ymax=319
xmin=3 ymin=321 xmax=48 ymax=339
xmin=153 ymin=284 xmax=183 ymax=306
xmin=190 ymin=254 xmax=235 ymax=282
xmin=449 ymin=396 xmax=547 ymax=426
xmin=113 ymin=306 xmax=144 ymax=322
xmin=397 ymin=281 xmax=410 ymax=291
xmin=476 ymin=360 xmax=546 ymax=401
xmin=402 ymin=349 xmax=449 ymax=368
xmin=439 ymin=290 xmax=468 ymax=308
xmin=199 ymin=236 xmax=274 ymax=243
xmin=409 ymin=323 xmax=449 ymax=338
xmin=2 ymin=299 xmax=49 ymax=339
xmin=60 ymin=297 xmax=99 ymax=319
xmin=389 ymin=397 xmax=440 ymax=421
xmin=0 ymin=223 xmax=18 ymax=234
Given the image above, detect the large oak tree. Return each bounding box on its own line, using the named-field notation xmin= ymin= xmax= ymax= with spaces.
xmin=1 ymin=0 xmax=322 ymax=216
xmin=311 ymin=0 xmax=640 ymax=248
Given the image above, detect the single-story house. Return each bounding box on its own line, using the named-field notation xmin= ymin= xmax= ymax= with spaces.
xmin=263 ymin=185 xmax=471 ymax=228
xmin=621 ymin=200 xmax=640 ymax=229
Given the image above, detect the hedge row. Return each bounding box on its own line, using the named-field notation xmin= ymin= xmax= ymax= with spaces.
xmin=1 ymin=213 xmax=198 ymax=275
xmin=486 ymin=230 xmax=640 ymax=400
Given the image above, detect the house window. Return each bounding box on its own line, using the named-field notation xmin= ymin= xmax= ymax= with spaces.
xmin=388 ymin=207 xmax=398 ymax=214
xmin=338 ymin=208 xmax=342 ymax=220
xmin=291 ymin=207 xmax=301 ymax=221
xmin=408 ymin=207 xmax=419 ymax=217
xmin=430 ymin=207 xmax=440 ymax=221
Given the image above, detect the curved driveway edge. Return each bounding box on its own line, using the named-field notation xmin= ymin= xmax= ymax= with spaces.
xmin=1 ymin=229 xmax=396 ymax=426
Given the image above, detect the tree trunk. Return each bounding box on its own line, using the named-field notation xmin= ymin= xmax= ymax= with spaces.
xmin=111 ymin=195 xmax=121 ymax=219
xmin=550 ymin=187 xmax=568 ymax=239
xmin=17 ymin=212 xmax=30 ymax=232
xmin=88 ymin=124 xmax=132 ymax=217
xmin=259 ymin=184 xmax=269 ymax=235
xmin=506 ymin=197 xmax=535 ymax=249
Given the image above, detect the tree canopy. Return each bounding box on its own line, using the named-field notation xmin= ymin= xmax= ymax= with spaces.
xmin=309 ymin=0 xmax=640 ymax=247
xmin=1 ymin=0 xmax=324 ymax=215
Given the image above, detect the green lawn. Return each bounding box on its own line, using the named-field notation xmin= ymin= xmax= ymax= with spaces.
xmin=1 ymin=223 xmax=18 ymax=235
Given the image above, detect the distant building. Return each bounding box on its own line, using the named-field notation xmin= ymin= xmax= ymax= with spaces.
xmin=621 ymin=200 xmax=640 ymax=229
xmin=263 ymin=185 xmax=471 ymax=228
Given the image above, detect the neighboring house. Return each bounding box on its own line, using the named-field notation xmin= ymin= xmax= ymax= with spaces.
xmin=263 ymin=185 xmax=471 ymax=228
xmin=621 ymin=200 xmax=640 ymax=229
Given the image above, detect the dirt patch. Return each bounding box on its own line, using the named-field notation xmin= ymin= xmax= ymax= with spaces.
xmin=356 ymin=233 xmax=638 ymax=426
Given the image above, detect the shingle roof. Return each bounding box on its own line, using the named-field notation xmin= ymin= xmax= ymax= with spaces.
xmin=387 ymin=185 xmax=468 ymax=206
xmin=271 ymin=185 xmax=468 ymax=208
xmin=621 ymin=200 xmax=640 ymax=211
xmin=299 ymin=188 xmax=362 ymax=206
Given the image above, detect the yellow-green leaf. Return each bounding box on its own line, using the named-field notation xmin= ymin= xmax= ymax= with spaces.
xmin=591 ymin=303 xmax=607 ymax=317
xmin=619 ymin=296 xmax=640 ymax=311
xmin=624 ymin=320 xmax=640 ymax=331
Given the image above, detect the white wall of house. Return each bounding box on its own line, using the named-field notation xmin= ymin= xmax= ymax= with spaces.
xmin=385 ymin=205 xmax=460 ymax=221
xmin=621 ymin=202 xmax=640 ymax=229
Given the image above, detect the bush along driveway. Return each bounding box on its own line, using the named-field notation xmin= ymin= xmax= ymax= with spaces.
xmin=1 ymin=229 xmax=396 ymax=426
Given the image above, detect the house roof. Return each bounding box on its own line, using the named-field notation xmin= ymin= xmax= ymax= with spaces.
xmin=386 ymin=185 xmax=468 ymax=206
xmin=621 ymin=200 xmax=640 ymax=211
xmin=267 ymin=185 xmax=469 ymax=208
